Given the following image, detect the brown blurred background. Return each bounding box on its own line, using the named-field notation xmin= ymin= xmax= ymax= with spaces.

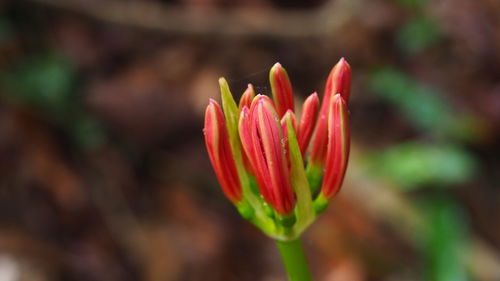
xmin=1 ymin=0 xmax=500 ymax=280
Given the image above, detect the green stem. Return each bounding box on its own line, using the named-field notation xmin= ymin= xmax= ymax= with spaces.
xmin=276 ymin=239 xmax=313 ymax=281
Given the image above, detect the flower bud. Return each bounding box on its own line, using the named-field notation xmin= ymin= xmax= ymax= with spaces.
xmin=309 ymin=58 xmax=351 ymax=167
xmin=239 ymin=83 xmax=255 ymax=110
xmin=325 ymin=57 xmax=351 ymax=102
xmin=240 ymin=96 xmax=296 ymax=215
xmin=204 ymin=99 xmax=242 ymax=203
xmin=298 ymin=92 xmax=319 ymax=155
xmin=239 ymin=105 xmax=272 ymax=201
xmin=205 ymin=59 xmax=352 ymax=240
xmin=270 ymin=63 xmax=294 ymax=118
xmin=238 ymin=84 xmax=256 ymax=171
xmin=321 ymin=94 xmax=350 ymax=198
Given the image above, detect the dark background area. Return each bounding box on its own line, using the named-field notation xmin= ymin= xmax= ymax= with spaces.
xmin=0 ymin=0 xmax=499 ymax=280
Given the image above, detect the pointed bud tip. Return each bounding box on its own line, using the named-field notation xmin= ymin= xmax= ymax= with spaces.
xmin=272 ymin=62 xmax=282 ymax=70
xmin=338 ymin=57 xmax=351 ymax=69
xmin=270 ymin=63 xmax=286 ymax=77
xmin=333 ymin=93 xmax=346 ymax=104
xmin=282 ymin=109 xmax=296 ymax=124
xmin=206 ymin=99 xmax=215 ymax=110
xmin=306 ymin=92 xmax=319 ymax=103
xmin=218 ymin=77 xmax=228 ymax=87
xmin=332 ymin=94 xmax=348 ymax=109
xmin=256 ymin=94 xmax=267 ymax=103
xmin=338 ymin=57 xmax=350 ymax=65
xmin=239 ymin=84 xmax=255 ymax=110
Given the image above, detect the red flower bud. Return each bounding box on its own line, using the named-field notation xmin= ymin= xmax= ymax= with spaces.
xmin=240 ymin=95 xmax=295 ymax=215
xmin=281 ymin=109 xmax=298 ymax=144
xmin=204 ymin=99 xmax=242 ymax=202
xmin=309 ymin=58 xmax=351 ymax=167
xmin=239 ymin=103 xmax=273 ymax=205
xmin=297 ymin=92 xmax=319 ymax=155
xmin=321 ymin=94 xmax=350 ymax=198
xmin=239 ymin=83 xmax=255 ymax=111
xmin=270 ymin=63 xmax=294 ymax=118
xmin=238 ymin=84 xmax=256 ymax=171
xmin=325 ymin=57 xmax=351 ymax=102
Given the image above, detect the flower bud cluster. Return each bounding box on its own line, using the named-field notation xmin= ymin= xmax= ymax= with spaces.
xmin=204 ymin=58 xmax=351 ymax=240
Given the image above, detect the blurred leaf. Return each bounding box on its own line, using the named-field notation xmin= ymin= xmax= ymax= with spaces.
xmin=1 ymin=53 xmax=76 ymax=116
xmin=396 ymin=16 xmax=442 ymax=54
xmin=369 ymin=67 xmax=479 ymax=141
xmin=1 ymin=53 xmax=107 ymax=148
xmin=370 ymin=67 xmax=451 ymax=134
xmin=421 ymin=198 xmax=469 ymax=281
xmin=367 ymin=142 xmax=476 ymax=190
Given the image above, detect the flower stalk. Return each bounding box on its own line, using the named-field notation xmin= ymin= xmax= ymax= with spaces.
xmin=277 ymin=239 xmax=313 ymax=281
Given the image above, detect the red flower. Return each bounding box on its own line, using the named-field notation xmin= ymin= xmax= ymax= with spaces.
xmin=321 ymin=94 xmax=350 ymax=198
xmin=309 ymin=58 xmax=351 ymax=167
xmin=239 ymin=96 xmax=295 ymax=215
xmin=239 ymin=84 xmax=255 ymax=110
xmin=204 ymin=99 xmax=242 ymax=203
xmin=297 ymin=92 xmax=319 ymax=155
xmin=270 ymin=63 xmax=294 ymax=118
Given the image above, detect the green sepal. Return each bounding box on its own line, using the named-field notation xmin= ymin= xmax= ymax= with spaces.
xmin=263 ymin=203 xmax=276 ymax=218
xmin=236 ymin=200 xmax=254 ymax=220
xmin=306 ymin=163 xmax=323 ymax=195
xmin=248 ymin=174 xmax=261 ymax=195
xmin=219 ymin=77 xmax=240 ymax=144
xmin=313 ymin=192 xmax=329 ymax=214
xmin=277 ymin=213 xmax=297 ymax=228
xmin=285 ymin=115 xmax=315 ymax=236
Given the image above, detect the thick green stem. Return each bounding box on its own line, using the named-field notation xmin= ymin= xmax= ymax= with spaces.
xmin=276 ymin=239 xmax=313 ymax=281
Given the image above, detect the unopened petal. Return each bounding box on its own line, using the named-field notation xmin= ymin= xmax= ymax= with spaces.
xmin=270 ymin=63 xmax=294 ymax=118
xmin=309 ymin=58 xmax=351 ymax=167
xmin=239 ymin=83 xmax=255 ymax=111
xmin=204 ymin=100 xmax=242 ymax=202
xmin=254 ymin=97 xmax=295 ymax=215
xmin=298 ymin=92 xmax=319 ymax=155
xmin=325 ymin=57 xmax=352 ymax=102
xmin=321 ymin=94 xmax=350 ymax=198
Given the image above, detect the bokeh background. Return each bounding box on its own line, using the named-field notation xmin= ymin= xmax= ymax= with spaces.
xmin=1 ymin=0 xmax=500 ymax=280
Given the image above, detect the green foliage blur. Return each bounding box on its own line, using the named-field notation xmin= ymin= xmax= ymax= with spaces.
xmin=1 ymin=52 xmax=105 ymax=148
xmin=368 ymin=142 xmax=476 ymax=189
xmin=363 ymin=2 xmax=484 ymax=280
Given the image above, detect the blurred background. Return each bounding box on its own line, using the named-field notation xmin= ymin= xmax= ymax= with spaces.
xmin=1 ymin=0 xmax=500 ymax=280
